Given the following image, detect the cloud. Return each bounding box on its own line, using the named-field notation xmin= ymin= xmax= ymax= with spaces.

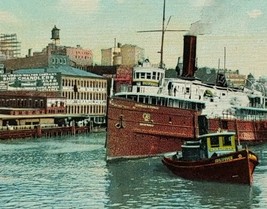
xmin=0 ymin=11 xmax=19 ymax=24
xmin=58 ymin=0 xmax=100 ymax=14
xmin=247 ymin=9 xmax=262 ymax=19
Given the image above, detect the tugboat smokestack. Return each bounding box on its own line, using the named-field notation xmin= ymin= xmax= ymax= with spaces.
xmin=182 ymin=35 xmax=197 ymax=77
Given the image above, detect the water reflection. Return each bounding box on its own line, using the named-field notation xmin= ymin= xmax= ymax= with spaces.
xmin=107 ymin=156 xmax=262 ymax=208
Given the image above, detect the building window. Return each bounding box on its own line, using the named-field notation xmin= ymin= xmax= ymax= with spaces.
xmin=83 ymin=106 xmax=86 ymax=113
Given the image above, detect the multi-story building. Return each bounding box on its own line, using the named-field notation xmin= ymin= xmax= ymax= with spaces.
xmin=101 ymin=43 xmax=122 ymax=66
xmin=101 ymin=43 xmax=144 ymax=66
xmin=86 ymin=64 xmax=133 ymax=95
xmin=0 ymin=54 xmax=107 ymax=126
xmin=0 ymin=34 xmax=21 ymax=59
xmin=2 ymin=53 xmax=49 ymax=73
xmin=101 ymin=47 xmax=115 ymax=66
xmin=1 ymin=26 xmax=93 ymax=71
xmin=65 ymin=45 xmax=93 ymax=68
xmin=120 ymin=44 xmax=144 ymax=66
xmin=33 ymin=43 xmax=93 ymax=67
xmin=0 ymin=91 xmax=66 ymax=127
xmin=0 ymin=43 xmax=93 ymax=73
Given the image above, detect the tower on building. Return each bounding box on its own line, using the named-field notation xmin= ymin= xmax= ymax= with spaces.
xmin=51 ymin=25 xmax=60 ymax=46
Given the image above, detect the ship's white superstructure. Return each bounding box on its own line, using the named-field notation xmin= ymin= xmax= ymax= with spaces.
xmin=116 ymin=59 xmax=267 ymax=120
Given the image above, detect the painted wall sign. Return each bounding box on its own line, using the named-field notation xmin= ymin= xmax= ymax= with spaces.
xmin=0 ymin=73 xmax=60 ymax=91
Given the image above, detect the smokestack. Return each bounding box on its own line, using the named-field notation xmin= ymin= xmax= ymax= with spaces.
xmin=182 ymin=35 xmax=197 ymax=77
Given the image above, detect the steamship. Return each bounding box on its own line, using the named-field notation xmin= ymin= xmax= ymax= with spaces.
xmin=105 ymin=0 xmax=267 ymax=161
xmin=106 ymin=34 xmax=267 ymax=161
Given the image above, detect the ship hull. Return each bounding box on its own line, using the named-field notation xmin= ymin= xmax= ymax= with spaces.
xmin=106 ymin=97 xmax=201 ymax=160
xmin=106 ymin=97 xmax=267 ymax=160
xmin=162 ymin=149 xmax=259 ymax=185
xmin=208 ymin=118 xmax=267 ymax=144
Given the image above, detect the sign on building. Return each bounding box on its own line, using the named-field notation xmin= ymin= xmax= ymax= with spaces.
xmin=0 ymin=73 xmax=60 ymax=91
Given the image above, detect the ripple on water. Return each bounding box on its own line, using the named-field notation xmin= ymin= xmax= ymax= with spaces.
xmin=0 ymin=134 xmax=267 ymax=208
xmin=0 ymin=134 xmax=109 ymax=208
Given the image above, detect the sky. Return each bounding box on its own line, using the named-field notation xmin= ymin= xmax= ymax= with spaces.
xmin=1 ymin=0 xmax=267 ymax=78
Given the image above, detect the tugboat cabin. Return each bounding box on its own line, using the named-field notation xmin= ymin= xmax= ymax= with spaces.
xmin=181 ymin=131 xmax=237 ymax=161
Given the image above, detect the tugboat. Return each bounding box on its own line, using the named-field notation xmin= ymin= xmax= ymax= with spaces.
xmin=162 ymin=131 xmax=259 ymax=185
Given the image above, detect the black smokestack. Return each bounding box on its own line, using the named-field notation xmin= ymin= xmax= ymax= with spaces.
xmin=182 ymin=35 xmax=197 ymax=77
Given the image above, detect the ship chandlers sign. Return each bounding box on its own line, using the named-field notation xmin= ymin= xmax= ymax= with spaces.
xmin=0 ymin=73 xmax=60 ymax=91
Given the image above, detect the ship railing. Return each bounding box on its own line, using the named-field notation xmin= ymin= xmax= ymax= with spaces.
xmin=236 ymin=114 xmax=267 ymax=121
xmin=40 ymin=124 xmax=58 ymax=129
xmin=211 ymin=113 xmax=267 ymax=121
xmin=0 ymin=126 xmax=8 ymax=131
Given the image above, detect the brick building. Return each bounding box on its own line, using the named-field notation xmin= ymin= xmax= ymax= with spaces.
xmin=86 ymin=65 xmax=133 ymax=94
xmin=0 ymin=91 xmax=65 ymax=126
xmin=65 ymin=45 xmax=93 ymax=68
xmin=1 ymin=43 xmax=93 ymax=73
xmin=0 ymin=54 xmax=107 ymax=126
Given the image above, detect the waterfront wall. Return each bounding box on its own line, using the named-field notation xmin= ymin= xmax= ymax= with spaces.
xmin=0 ymin=125 xmax=90 ymax=140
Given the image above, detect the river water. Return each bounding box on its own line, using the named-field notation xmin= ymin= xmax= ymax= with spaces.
xmin=0 ymin=132 xmax=267 ymax=208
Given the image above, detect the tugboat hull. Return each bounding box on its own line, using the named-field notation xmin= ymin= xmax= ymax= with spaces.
xmin=162 ymin=149 xmax=259 ymax=185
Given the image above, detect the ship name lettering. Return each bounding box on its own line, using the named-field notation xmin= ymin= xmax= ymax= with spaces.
xmin=139 ymin=123 xmax=154 ymax=127
xmin=215 ymin=156 xmax=233 ymax=163
xmin=135 ymin=104 xmax=159 ymax=109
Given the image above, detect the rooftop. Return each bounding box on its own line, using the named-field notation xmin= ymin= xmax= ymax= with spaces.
xmin=14 ymin=66 xmax=102 ymax=78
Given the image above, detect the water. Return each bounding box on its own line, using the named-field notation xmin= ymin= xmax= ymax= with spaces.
xmin=0 ymin=133 xmax=267 ymax=208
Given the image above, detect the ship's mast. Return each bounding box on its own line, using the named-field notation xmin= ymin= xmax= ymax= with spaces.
xmin=137 ymin=0 xmax=188 ymax=69
xmin=159 ymin=0 xmax=166 ymax=69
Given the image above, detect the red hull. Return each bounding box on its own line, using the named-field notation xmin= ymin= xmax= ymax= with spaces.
xmin=208 ymin=118 xmax=267 ymax=144
xmin=162 ymin=149 xmax=259 ymax=185
xmin=106 ymin=97 xmax=201 ymax=160
xmin=106 ymin=97 xmax=267 ymax=160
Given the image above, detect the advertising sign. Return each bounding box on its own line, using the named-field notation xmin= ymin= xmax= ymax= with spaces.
xmin=0 ymin=73 xmax=60 ymax=91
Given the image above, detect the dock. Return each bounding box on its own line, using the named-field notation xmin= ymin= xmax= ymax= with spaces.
xmin=0 ymin=124 xmax=91 ymax=140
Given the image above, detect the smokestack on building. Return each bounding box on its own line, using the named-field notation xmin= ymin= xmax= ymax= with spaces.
xmin=182 ymin=35 xmax=197 ymax=77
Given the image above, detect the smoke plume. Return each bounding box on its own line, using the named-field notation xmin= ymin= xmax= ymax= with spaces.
xmin=188 ymin=0 xmax=227 ymax=35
